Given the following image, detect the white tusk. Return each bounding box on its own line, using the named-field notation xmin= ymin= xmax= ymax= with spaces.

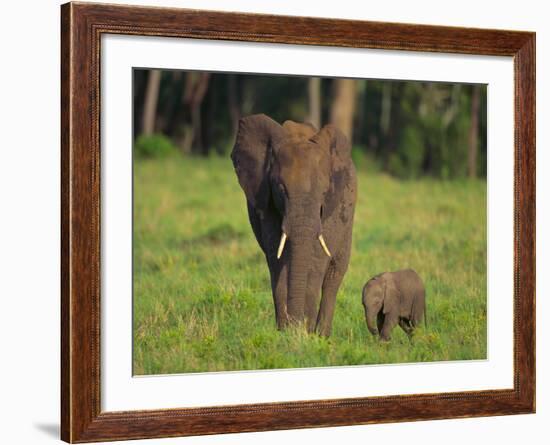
xmin=319 ymin=234 xmax=332 ymax=257
xmin=277 ymin=232 xmax=287 ymax=259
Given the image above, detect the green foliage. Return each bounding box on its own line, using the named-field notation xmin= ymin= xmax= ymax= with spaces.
xmin=351 ymin=146 xmax=381 ymax=174
xmin=134 ymin=133 xmax=177 ymax=158
xmin=135 ymin=69 xmax=487 ymax=178
xmin=356 ymin=81 xmax=486 ymax=179
xmin=239 ymin=74 xmax=309 ymax=123
xmin=133 ymin=157 xmax=487 ymax=375
xmin=394 ymin=125 xmax=425 ymax=178
xmin=390 ymin=83 xmax=476 ymax=179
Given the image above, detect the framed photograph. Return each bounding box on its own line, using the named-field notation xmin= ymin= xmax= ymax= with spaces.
xmin=61 ymin=2 xmax=535 ymax=442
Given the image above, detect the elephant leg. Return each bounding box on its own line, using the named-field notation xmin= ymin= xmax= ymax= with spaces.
xmin=315 ymin=263 xmax=344 ymax=337
xmin=399 ymin=318 xmax=414 ymax=338
xmin=377 ymin=311 xmax=385 ymax=335
xmin=270 ymin=262 xmax=289 ymax=330
xmin=380 ymin=311 xmax=399 ymax=341
xmin=257 ymin=205 xmax=288 ymax=330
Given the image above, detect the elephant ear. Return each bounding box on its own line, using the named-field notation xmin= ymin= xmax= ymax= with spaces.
xmin=231 ymin=114 xmax=284 ymax=214
xmin=310 ymin=124 xmax=354 ymax=220
xmin=382 ymin=274 xmax=400 ymax=315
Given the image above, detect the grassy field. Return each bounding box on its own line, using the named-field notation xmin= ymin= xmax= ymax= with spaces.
xmin=133 ymin=155 xmax=487 ymax=375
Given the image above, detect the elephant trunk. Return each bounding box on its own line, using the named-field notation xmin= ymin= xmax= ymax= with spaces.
xmin=363 ymin=286 xmax=381 ymax=336
xmin=286 ymin=225 xmax=314 ymax=323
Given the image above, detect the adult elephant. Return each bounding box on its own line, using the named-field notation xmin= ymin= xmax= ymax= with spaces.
xmin=231 ymin=114 xmax=357 ymax=336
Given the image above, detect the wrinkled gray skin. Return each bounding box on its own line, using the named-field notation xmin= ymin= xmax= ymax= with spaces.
xmin=231 ymin=114 xmax=357 ymax=336
xmin=362 ymin=269 xmax=426 ymax=341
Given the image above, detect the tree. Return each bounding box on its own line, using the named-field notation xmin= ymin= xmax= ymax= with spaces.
xmin=308 ymin=77 xmax=321 ymax=129
xmin=468 ymin=85 xmax=481 ymax=178
xmin=141 ymin=70 xmax=161 ymax=136
xmin=133 ymin=69 xmax=487 ymax=178
xmin=179 ymin=72 xmax=211 ymax=154
xmin=330 ymin=79 xmax=356 ymax=142
xmin=380 ymin=81 xmax=392 ymax=137
xmin=227 ymin=74 xmax=241 ymax=141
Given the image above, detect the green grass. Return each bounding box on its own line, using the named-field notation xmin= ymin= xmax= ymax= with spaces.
xmin=133 ymin=155 xmax=487 ymax=375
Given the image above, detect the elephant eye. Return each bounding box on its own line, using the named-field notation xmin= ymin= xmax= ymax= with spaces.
xmin=320 ymin=205 xmax=324 ymax=218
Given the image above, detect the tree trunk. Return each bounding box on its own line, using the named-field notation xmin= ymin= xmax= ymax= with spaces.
xmin=308 ymin=77 xmax=321 ymax=129
xmin=133 ymin=70 xmax=149 ymax=139
xmin=380 ymin=82 xmax=392 ymax=136
xmin=382 ymin=83 xmax=403 ymax=168
xmin=141 ymin=70 xmax=161 ymax=136
xmin=330 ymin=79 xmax=356 ymax=142
xmin=178 ymin=72 xmax=211 ymax=155
xmin=164 ymin=71 xmax=184 ymax=137
xmin=442 ymin=84 xmax=461 ymax=129
xmin=468 ymin=85 xmax=481 ymax=178
xmin=228 ymin=75 xmax=241 ymax=141
xmin=201 ymin=78 xmax=216 ymax=155
xmin=190 ymin=73 xmax=210 ymax=155
xmin=354 ymin=80 xmax=367 ymax=147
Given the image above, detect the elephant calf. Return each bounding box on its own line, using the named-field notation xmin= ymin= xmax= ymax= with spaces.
xmin=362 ymin=269 xmax=426 ymax=341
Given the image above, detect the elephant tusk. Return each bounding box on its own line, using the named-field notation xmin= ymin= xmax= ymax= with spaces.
xmin=318 ymin=234 xmax=331 ymax=257
xmin=277 ymin=232 xmax=287 ymax=259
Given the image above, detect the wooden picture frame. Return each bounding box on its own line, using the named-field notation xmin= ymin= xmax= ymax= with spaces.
xmin=61 ymin=2 xmax=535 ymax=442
